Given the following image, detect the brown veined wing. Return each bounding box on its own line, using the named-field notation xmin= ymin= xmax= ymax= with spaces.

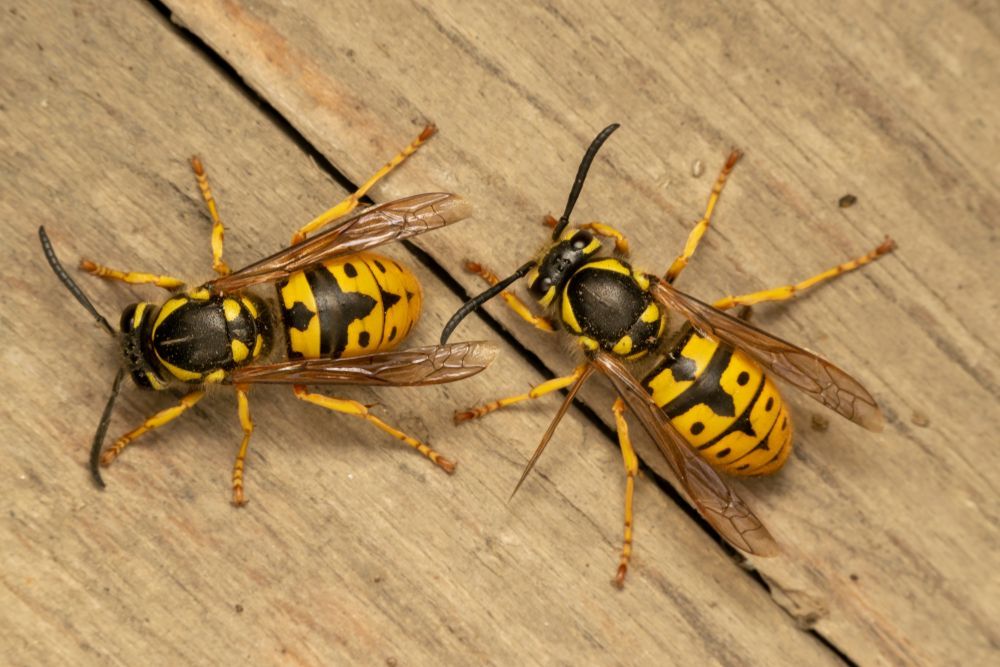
xmin=649 ymin=278 xmax=884 ymax=432
xmin=206 ymin=193 xmax=472 ymax=293
xmin=230 ymin=341 xmax=497 ymax=386
xmin=591 ymin=351 xmax=780 ymax=557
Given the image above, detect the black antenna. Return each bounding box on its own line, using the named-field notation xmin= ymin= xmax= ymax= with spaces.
xmin=551 ymin=123 xmax=620 ymax=240
xmin=38 ymin=226 xmax=115 ymax=335
xmin=440 ymin=260 xmax=536 ymax=344
xmin=89 ymin=367 xmax=126 ymax=489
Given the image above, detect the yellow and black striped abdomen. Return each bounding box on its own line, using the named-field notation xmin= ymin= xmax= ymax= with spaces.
xmin=276 ymin=251 xmax=421 ymax=360
xmin=643 ymin=330 xmax=793 ymax=476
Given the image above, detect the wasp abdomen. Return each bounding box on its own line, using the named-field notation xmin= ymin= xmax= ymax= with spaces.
xmin=644 ymin=331 xmax=793 ymax=476
xmin=277 ymin=251 xmax=421 ymax=360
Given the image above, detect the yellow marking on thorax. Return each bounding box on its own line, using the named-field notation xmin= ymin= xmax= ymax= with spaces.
xmin=585 ymin=258 xmax=631 ymax=275
xmin=152 ymin=297 xmax=188 ymax=336
xmin=223 ymin=298 xmax=242 ymax=322
xmin=612 ymin=336 xmax=633 ymax=355
xmin=561 ymin=284 xmax=583 ymax=333
xmin=240 ymin=297 xmax=258 ymax=318
xmin=231 ymin=339 xmax=249 ymax=363
xmin=157 ymin=356 xmax=203 ymax=383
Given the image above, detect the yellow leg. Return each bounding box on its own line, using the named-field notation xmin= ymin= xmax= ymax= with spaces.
xmin=712 ymin=236 xmax=895 ymax=310
xmin=612 ymin=398 xmax=639 ymax=588
xmin=79 ymin=259 xmax=184 ymax=290
xmin=231 ymin=385 xmax=253 ymax=506
xmin=291 ymin=124 xmax=437 ymax=244
xmin=190 ymin=157 xmax=230 ymax=276
xmin=292 ymin=385 xmax=454 ymax=473
xmin=665 ymin=149 xmax=743 ymax=283
xmin=464 ymin=261 xmax=555 ymax=332
xmin=100 ymin=389 xmax=206 ymax=466
xmin=454 ymin=364 xmax=587 ymax=423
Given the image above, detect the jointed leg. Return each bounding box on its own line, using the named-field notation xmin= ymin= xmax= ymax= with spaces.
xmin=189 ymin=157 xmax=230 ymax=276
xmin=231 ymin=385 xmax=253 ymax=506
xmin=464 ymin=261 xmax=554 ymax=332
xmin=291 ymin=124 xmax=437 ymax=244
xmin=292 ymin=385 xmax=455 ymax=473
xmin=712 ymin=236 xmax=895 ymax=311
xmin=100 ymin=389 xmax=206 ymax=466
xmin=454 ymin=364 xmax=588 ymax=423
xmin=612 ymin=398 xmax=639 ymax=588
xmin=543 ymin=215 xmax=631 ymax=255
xmin=79 ymin=259 xmax=185 ymax=290
xmin=665 ymin=149 xmax=743 ymax=283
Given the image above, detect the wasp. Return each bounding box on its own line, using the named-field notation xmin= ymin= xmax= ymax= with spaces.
xmin=41 ymin=125 xmax=497 ymax=505
xmin=440 ymin=123 xmax=894 ymax=586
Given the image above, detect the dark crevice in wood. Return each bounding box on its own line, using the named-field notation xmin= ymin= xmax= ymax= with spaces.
xmin=143 ymin=1 xmax=858 ymax=658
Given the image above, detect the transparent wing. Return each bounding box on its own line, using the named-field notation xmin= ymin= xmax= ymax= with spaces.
xmin=650 ymin=279 xmax=883 ymax=432
xmin=591 ymin=351 xmax=780 ymax=556
xmin=207 ymin=193 xmax=471 ymax=293
xmin=230 ymin=341 xmax=497 ymax=386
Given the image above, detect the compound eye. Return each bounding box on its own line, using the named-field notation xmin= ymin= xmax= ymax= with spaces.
xmin=571 ymin=230 xmax=594 ymax=250
xmin=538 ymin=276 xmax=553 ymax=291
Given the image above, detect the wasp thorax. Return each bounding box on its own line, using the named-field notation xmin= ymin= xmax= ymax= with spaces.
xmin=527 ymin=229 xmax=602 ymax=303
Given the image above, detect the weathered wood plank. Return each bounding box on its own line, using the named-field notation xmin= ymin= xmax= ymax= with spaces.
xmin=1 ymin=1 xmax=841 ymax=665
xmin=161 ymin=0 xmax=1000 ymax=664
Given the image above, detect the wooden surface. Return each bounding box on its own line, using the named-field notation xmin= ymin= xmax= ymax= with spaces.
xmin=2 ymin=1 xmax=996 ymax=665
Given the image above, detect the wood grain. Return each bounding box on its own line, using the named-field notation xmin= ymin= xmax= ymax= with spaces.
xmin=2 ymin=1 xmax=841 ymax=665
xmin=3 ymin=0 xmax=997 ymax=664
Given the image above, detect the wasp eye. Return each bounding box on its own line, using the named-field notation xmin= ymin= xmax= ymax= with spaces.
xmin=572 ymin=231 xmax=594 ymax=250
xmin=539 ymin=276 xmax=553 ymax=290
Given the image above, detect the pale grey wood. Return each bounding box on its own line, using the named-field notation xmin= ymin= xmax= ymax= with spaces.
xmin=1 ymin=1 xmax=841 ymax=666
xmin=160 ymin=1 xmax=1000 ymax=665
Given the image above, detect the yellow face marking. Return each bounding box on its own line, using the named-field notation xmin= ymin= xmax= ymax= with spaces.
xmin=223 ymin=298 xmax=242 ymax=322
xmin=612 ymin=335 xmax=633 ymax=356
xmin=583 ymin=238 xmax=602 ymax=255
xmin=231 ymin=339 xmax=249 ymax=363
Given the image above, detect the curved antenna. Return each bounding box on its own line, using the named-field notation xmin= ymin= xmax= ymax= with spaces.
xmin=509 ymin=364 xmax=595 ymax=500
xmin=551 ymin=123 xmax=621 ymax=240
xmin=439 ymin=260 xmax=536 ymax=344
xmin=89 ymin=367 xmax=126 ymax=489
xmin=38 ymin=226 xmax=115 ymax=335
